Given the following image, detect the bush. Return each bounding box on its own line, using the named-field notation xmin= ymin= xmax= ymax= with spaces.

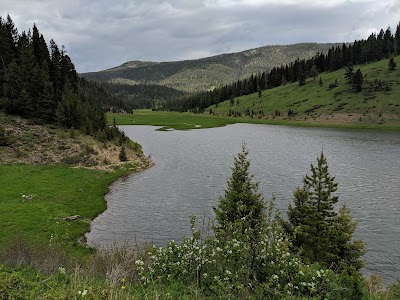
xmin=119 ymin=146 xmax=127 ymax=162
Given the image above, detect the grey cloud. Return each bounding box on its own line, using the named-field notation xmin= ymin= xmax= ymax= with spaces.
xmin=0 ymin=0 xmax=397 ymax=72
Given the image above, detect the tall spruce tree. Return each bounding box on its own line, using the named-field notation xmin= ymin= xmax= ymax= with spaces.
xmin=284 ymin=152 xmax=364 ymax=271
xmin=395 ymin=22 xmax=400 ymax=54
xmin=213 ymin=144 xmax=266 ymax=238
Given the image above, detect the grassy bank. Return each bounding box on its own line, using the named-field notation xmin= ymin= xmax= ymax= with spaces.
xmin=0 ymin=114 xmax=152 ymax=256
xmin=108 ymin=109 xmax=400 ymax=131
xmin=0 ymin=164 xmax=134 ymax=255
xmin=108 ymin=110 xmax=238 ymax=130
xmin=209 ymin=57 xmax=400 ymax=130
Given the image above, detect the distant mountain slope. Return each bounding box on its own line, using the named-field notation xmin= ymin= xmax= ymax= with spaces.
xmin=81 ymin=43 xmax=340 ymax=92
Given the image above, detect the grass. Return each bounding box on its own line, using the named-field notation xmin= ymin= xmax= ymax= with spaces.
xmin=107 ymin=57 xmax=400 ymax=131
xmin=0 ymin=164 xmax=131 ymax=256
xmin=107 ymin=110 xmax=238 ymax=130
xmin=209 ymin=56 xmax=400 ymax=130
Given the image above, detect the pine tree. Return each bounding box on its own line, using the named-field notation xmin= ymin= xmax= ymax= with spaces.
xmin=310 ymin=64 xmax=318 ymax=80
xmin=0 ymin=15 xmax=18 ymax=98
xmin=352 ymin=69 xmax=364 ymax=92
xmin=213 ymin=144 xmax=266 ymax=238
xmin=56 ymin=83 xmax=82 ymax=128
xmin=298 ymin=66 xmax=306 ymax=86
xmin=344 ymin=62 xmax=354 ymax=84
xmin=284 ymin=152 xmax=364 ymax=271
xmin=388 ymin=58 xmax=397 ymax=71
xmin=395 ymin=22 xmax=400 ymax=54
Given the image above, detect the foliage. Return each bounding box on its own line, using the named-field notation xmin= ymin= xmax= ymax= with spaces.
xmin=0 ymin=15 xmax=128 ymax=140
xmin=298 ymin=67 xmax=306 ymax=86
xmin=207 ymin=56 xmax=400 ymax=130
xmin=352 ymin=69 xmax=364 ymax=92
xmin=388 ymin=57 xmax=397 ymax=70
xmin=213 ymin=144 xmax=265 ymax=237
xmin=0 ymin=147 xmax=398 ymax=298
xmin=310 ymin=64 xmax=318 ymax=79
xmin=119 ymin=146 xmax=127 ymax=162
xmin=283 ymin=152 xmax=365 ymax=271
xmin=132 ymin=148 xmax=366 ymax=298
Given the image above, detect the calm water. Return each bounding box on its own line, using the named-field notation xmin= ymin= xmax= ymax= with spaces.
xmin=87 ymin=124 xmax=400 ymax=282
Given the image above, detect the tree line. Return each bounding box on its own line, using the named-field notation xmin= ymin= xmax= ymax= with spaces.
xmin=161 ymin=22 xmax=400 ymax=112
xmin=0 ymin=15 xmax=129 ymax=138
xmin=99 ymin=82 xmax=186 ymax=110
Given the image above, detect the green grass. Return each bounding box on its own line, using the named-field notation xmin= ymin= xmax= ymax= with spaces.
xmin=107 ymin=57 xmax=400 ymax=131
xmin=108 ymin=110 xmax=238 ymax=130
xmin=0 ymin=164 xmax=130 ymax=255
xmin=209 ymin=56 xmax=400 ymax=130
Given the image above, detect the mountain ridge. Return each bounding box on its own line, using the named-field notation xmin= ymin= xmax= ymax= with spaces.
xmin=81 ymin=42 xmax=342 ymax=92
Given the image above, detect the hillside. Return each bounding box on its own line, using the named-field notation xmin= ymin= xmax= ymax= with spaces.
xmin=206 ymin=56 xmax=400 ymax=129
xmin=0 ymin=113 xmax=152 ymax=171
xmin=81 ymin=43 xmax=340 ymax=92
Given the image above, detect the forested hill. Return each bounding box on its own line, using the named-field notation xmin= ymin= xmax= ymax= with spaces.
xmin=81 ymin=43 xmax=340 ymax=92
xmin=163 ymin=23 xmax=400 ymax=114
xmin=0 ymin=15 xmax=134 ymax=136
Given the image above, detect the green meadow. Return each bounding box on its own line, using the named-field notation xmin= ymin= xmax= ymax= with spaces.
xmin=0 ymin=164 xmax=130 ymax=255
xmin=210 ymin=57 xmax=400 ymax=129
xmin=107 ymin=110 xmax=238 ymax=130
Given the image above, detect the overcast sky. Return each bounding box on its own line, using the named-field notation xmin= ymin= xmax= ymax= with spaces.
xmin=1 ymin=0 xmax=399 ymax=73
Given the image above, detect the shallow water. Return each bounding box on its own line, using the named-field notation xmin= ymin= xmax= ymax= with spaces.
xmin=87 ymin=124 xmax=400 ymax=282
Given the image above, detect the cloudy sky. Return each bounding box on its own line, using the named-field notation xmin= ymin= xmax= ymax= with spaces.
xmin=1 ymin=0 xmax=399 ymax=73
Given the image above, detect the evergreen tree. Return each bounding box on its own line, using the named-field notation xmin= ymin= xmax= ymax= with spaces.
xmin=310 ymin=64 xmax=318 ymax=80
xmin=213 ymin=144 xmax=266 ymax=238
xmin=284 ymin=152 xmax=365 ymax=271
xmin=352 ymin=69 xmax=363 ymax=92
xmin=388 ymin=58 xmax=397 ymax=71
xmin=0 ymin=15 xmax=18 ymax=98
xmin=56 ymin=83 xmax=82 ymax=128
xmin=395 ymin=22 xmax=400 ymax=54
xmin=344 ymin=62 xmax=354 ymax=84
xmin=298 ymin=66 xmax=306 ymax=86
xmin=3 ymin=60 xmax=21 ymax=109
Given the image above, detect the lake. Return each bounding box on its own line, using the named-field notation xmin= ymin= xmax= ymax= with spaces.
xmin=86 ymin=124 xmax=400 ymax=282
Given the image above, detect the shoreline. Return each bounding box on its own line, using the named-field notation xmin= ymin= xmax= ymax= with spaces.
xmin=84 ymin=156 xmax=155 ymax=250
xmin=109 ymin=111 xmax=400 ymax=132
